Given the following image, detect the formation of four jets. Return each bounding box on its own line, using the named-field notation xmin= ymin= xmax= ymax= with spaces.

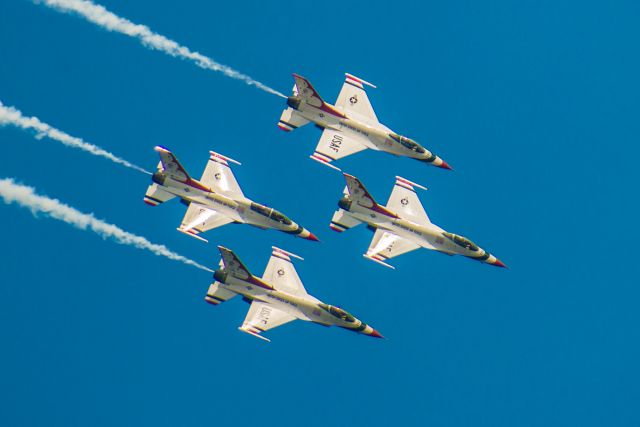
xmin=144 ymin=73 xmax=505 ymax=342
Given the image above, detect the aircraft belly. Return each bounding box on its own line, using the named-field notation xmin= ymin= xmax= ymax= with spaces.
xmin=260 ymin=291 xmax=309 ymax=320
xmin=386 ymin=221 xmax=451 ymax=252
xmin=239 ymin=210 xmax=275 ymax=230
xmin=349 ymin=211 xmax=387 ymax=227
xmin=298 ymin=107 xmax=340 ymax=129
xmin=201 ymin=201 xmax=241 ymax=222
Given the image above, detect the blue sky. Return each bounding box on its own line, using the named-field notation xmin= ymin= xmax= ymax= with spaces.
xmin=1 ymin=0 xmax=639 ymax=425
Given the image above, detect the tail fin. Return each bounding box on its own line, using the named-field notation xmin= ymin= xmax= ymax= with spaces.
xmin=290 ymin=73 xmax=346 ymax=119
xmin=143 ymin=146 xmax=191 ymax=206
xmin=343 ymin=173 xmax=380 ymax=209
xmin=154 ymin=146 xmax=192 ymax=182
xmin=205 ymin=259 xmax=239 ymax=305
xmin=278 ymin=80 xmax=313 ymax=132
xmin=218 ymin=246 xmax=253 ymax=281
xmin=343 ymin=173 xmax=398 ymax=218
xmin=292 ymin=74 xmax=325 ymax=108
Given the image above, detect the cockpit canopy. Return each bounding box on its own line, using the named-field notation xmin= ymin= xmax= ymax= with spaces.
xmin=320 ymin=303 xmax=356 ymax=323
xmin=250 ymin=203 xmax=292 ymax=225
xmin=443 ymin=232 xmax=479 ymax=251
xmin=389 ymin=133 xmax=425 ymax=154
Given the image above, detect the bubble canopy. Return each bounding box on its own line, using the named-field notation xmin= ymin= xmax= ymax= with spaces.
xmin=443 ymin=232 xmax=479 ymax=251
xmin=319 ymin=303 xmax=356 ymax=323
xmin=389 ymin=133 xmax=425 ymax=154
xmin=250 ymin=202 xmax=292 ymax=225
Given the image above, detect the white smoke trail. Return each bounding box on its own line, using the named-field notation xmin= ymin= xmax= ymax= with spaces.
xmin=0 ymin=178 xmax=213 ymax=273
xmin=0 ymin=101 xmax=150 ymax=174
xmin=36 ymin=0 xmax=287 ymax=98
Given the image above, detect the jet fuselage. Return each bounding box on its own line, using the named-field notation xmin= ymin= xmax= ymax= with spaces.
xmin=211 ymin=269 xmax=381 ymax=337
xmin=288 ymin=96 xmax=450 ymax=168
xmin=152 ymin=171 xmax=315 ymax=239
xmin=339 ymin=196 xmax=503 ymax=265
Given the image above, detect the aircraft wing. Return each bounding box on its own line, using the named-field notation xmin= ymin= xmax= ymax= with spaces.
xmin=386 ymin=177 xmax=430 ymax=225
xmin=365 ymin=229 xmax=420 ymax=268
xmin=261 ymin=247 xmax=308 ymax=297
xmin=335 ymin=73 xmax=379 ymax=125
xmin=239 ymin=301 xmax=297 ymax=342
xmin=178 ymin=203 xmax=235 ymax=242
xmin=200 ymin=151 xmax=244 ymax=198
xmin=310 ymin=128 xmax=369 ymax=170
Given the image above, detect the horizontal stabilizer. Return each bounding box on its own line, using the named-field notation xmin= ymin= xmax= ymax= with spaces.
xmin=143 ymin=183 xmax=176 ymax=206
xmin=330 ymin=209 xmax=361 ymax=233
xmin=278 ymin=108 xmax=310 ymax=132
xmin=204 ymin=282 xmax=237 ymax=305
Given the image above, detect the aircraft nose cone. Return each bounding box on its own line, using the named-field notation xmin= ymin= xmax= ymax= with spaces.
xmin=438 ymin=160 xmax=453 ymax=170
xmin=368 ymin=329 xmax=384 ymax=339
xmin=303 ymin=231 xmax=320 ymax=242
xmin=492 ymin=258 xmax=508 ymax=268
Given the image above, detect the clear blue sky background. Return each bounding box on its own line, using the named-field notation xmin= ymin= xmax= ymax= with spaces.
xmin=1 ymin=1 xmax=639 ymax=426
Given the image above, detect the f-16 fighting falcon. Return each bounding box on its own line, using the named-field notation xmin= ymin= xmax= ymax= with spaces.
xmin=277 ymin=73 xmax=451 ymax=171
xmin=206 ymin=246 xmax=383 ymax=342
xmin=143 ymin=146 xmax=318 ymax=242
xmin=330 ymin=173 xmax=506 ymax=269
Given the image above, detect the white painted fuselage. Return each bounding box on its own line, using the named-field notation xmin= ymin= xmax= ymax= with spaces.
xmin=343 ymin=199 xmax=502 ymax=265
xmin=213 ymin=271 xmax=380 ymax=336
xmin=289 ymin=98 xmax=451 ymax=168
xmin=153 ymin=172 xmax=316 ymax=239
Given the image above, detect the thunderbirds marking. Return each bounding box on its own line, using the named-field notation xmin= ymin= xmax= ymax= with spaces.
xmin=330 ymin=173 xmax=507 ymax=269
xmin=143 ymin=146 xmax=318 ymax=242
xmin=206 ymin=246 xmax=383 ymax=342
xmin=278 ymin=73 xmax=451 ymax=171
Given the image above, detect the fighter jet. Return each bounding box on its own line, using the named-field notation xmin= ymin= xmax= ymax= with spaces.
xmin=143 ymin=146 xmax=318 ymax=242
xmin=277 ymin=73 xmax=451 ymax=171
xmin=330 ymin=173 xmax=506 ymax=269
xmin=206 ymin=246 xmax=383 ymax=342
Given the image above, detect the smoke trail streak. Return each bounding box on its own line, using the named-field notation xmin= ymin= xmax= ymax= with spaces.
xmin=0 ymin=178 xmax=213 ymax=273
xmin=0 ymin=101 xmax=150 ymax=174
xmin=36 ymin=0 xmax=287 ymax=98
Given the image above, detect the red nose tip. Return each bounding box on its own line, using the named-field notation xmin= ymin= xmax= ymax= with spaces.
xmin=368 ymin=329 xmax=384 ymax=339
xmin=305 ymin=232 xmax=320 ymax=242
xmin=493 ymin=259 xmax=508 ymax=268
xmin=438 ymin=160 xmax=453 ymax=170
